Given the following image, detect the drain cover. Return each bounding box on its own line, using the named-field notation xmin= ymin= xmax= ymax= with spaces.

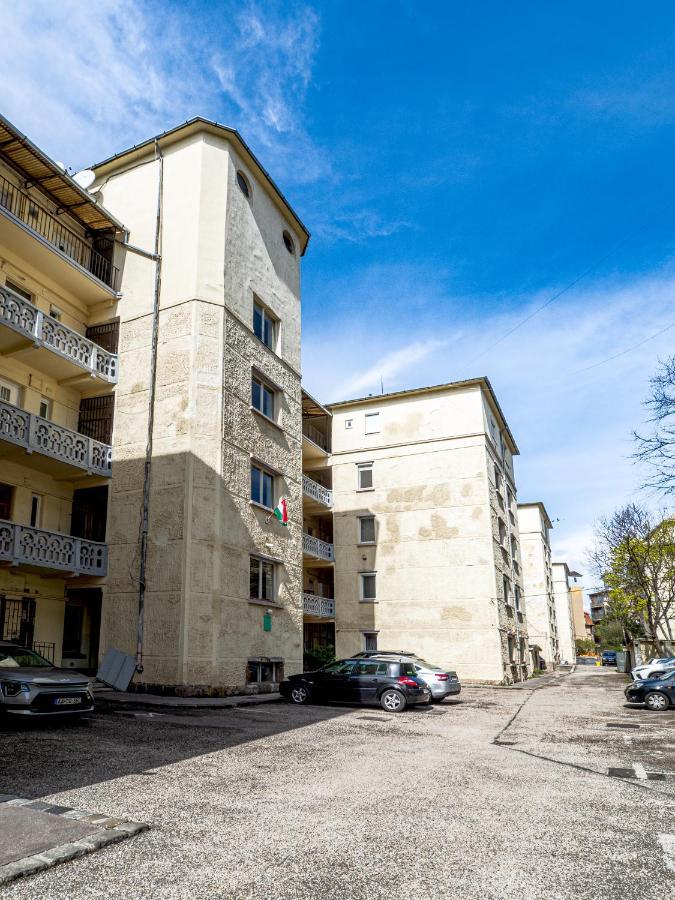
xmin=606 ymin=723 xmax=640 ymax=729
xmin=647 ymin=773 xmax=666 ymax=781
xmin=608 ymin=767 xmax=635 ymax=778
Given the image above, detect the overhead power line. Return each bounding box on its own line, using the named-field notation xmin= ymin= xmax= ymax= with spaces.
xmin=569 ymin=320 xmax=675 ymax=376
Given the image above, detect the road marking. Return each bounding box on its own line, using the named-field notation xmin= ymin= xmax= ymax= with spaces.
xmin=633 ymin=762 xmax=648 ymax=780
xmin=657 ymin=834 xmax=675 ymax=873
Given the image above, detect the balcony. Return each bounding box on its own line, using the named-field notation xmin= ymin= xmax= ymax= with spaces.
xmin=0 ymin=398 xmax=112 ymax=478
xmin=302 ymin=533 xmax=335 ymax=563
xmin=303 ymin=593 xmax=335 ymax=618
xmin=0 ymin=286 xmax=118 ymax=386
xmin=0 ymin=519 xmax=107 ymax=576
xmin=302 ymin=473 xmax=333 ymax=509
xmin=0 ymin=173 xmax=120 ymax=300
xmin=302 ymin=420 xmax=331 ymax=460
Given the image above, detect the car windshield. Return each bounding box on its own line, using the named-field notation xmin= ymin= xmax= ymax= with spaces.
xmin=654 ymin=669 xmax=675 ymax=680
xmin=0 ymin=647 xmax=53 ymax=668
xmin=321 ymin=660 xmax=356 ymax=674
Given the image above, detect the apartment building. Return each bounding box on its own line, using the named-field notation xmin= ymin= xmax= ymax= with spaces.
xmin=301 ymin=391 xmax=335 ymax=659
xmin=87 ymin=118 xmax=310 ymax=693
xmin=551 ymin=562 xmax=576 ymax=663
xmin=517 ymin=502 xmax=559 ymax=667
xmin=0 ymin=114 xmax=126 ymax=671
xmin=327 ymin=378 xmax=530 ymax=684
xmin=589 ymin=588 xmax=610 ymax=627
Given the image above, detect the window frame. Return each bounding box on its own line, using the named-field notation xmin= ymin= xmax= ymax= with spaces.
xmin=364 ymin=411 xmax=380 ymax=435
xmin=29 ymin=493 xmax=42 ymax=528
xmin=249 ymin=554 xmax=276 ymax=604
xmin=360 ymin=572 xmax=377 ymax=602
xmin=5 ymin=280 xmax=33 ymax=303
xmin=250 ymin=463 xmax=275 ymax=511
xmin=247 ymin=658 xmax=284 ymax=684
xmin=358 ymin=515 xmax=376 ymax=545
xmin=236 ymin=170 xmax=251 ymax=198
xmin=0 ymin=376 xmax=21 ymax=406
xmin=357 ymin=462 xmax=374 ymax=491
xmin=253 ymin=299 xmax=278 ymax=352
xmin=251 ymin=373 xmax=277 ymax=423
xmin=39 ymin=397 xmax=52 ymax=420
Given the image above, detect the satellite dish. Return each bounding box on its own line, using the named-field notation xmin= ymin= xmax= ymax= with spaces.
xmin=73 ymin=169 xmax=96 ymax=190
xmin=54 ymin=161 xmax=66 ymax=172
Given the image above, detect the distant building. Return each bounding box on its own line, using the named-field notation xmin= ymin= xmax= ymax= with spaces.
xmin=551 ymin=563 xmax=576 ymax=663
xmin=583 ymin=611 xmax=595 ymax=641
xmin=517 ymin=502 xmax=558 ymax=667
xmin=589 ymin=588 xmax=610 ymax=627
xmin=568 ymin=570 xmax=587 ymax=642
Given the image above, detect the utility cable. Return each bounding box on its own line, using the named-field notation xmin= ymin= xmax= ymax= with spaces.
xmin=569 ymin=320 xmax=675 ymax=377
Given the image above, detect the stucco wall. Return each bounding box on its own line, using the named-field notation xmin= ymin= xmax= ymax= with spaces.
xmin=552 ymin=563 xmax=575 ymax=663
xmin=517 ymin=504 xmax=558 ymax=664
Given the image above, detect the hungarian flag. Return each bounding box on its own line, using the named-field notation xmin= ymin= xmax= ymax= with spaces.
xmin=270 ymin=497 xmax=288 ymax=526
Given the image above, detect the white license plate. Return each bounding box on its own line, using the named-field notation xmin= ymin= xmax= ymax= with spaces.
xmin=54 ymin=697 xmax=82 ymax=706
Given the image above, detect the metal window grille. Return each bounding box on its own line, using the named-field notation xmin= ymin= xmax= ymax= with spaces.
xmin=85 ymin=320 xmax=119 ymax=354
xmin=0 ymin=596 xmax=36 ymax=646
xmin=78 ymin=394 xmax=114 ymax=444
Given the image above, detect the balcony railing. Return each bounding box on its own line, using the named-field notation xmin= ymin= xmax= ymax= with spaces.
xmin=302 ymin=533 xmax=335 ymax=562
xmin=302 ymin=474 xmax=333 ymax=508
xmin=302 ymin=593 xmax=335 ymax=618
xmin=0 ymin=519 xmax=107 ymax=576
xmin=302 ymin=420 xmax=330 ymax=453
xmin=0 ymin=398 xmax=112 ymax=476
xmin=0 ymin=173 xmax=119 ymax=290
xmin=0 ymin=286 xmax=118 ymax=383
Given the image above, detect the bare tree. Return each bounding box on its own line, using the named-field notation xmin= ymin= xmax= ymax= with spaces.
xmin=590 ymin=504 xmax=675 ymax=655
xmin=634 ymin=356 xmax=675 ymax=494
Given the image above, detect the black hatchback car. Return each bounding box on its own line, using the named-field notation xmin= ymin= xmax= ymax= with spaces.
xmin=280 ymin=657 xmax=431 ymax=712
xmin=624 ymin=670 xmax=675 ymax=711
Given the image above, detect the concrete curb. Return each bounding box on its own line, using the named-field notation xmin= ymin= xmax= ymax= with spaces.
xmin=94 ymin=690 xmax=282 ymax=710
xmin=0 ymin=796 xmax=148 ymax=887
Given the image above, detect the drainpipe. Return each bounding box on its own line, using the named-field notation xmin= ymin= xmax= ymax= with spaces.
xmin=136 ymin=139 xmax=163 ymax=674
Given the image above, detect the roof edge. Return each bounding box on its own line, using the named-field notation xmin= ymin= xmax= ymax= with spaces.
xmin=516 ymin=501 xmax=553 ymax=529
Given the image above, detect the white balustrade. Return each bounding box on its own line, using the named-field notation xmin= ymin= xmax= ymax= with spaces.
xmin=0 ymin=398 xmax=112 ymax=476
xmin=0 ymin=286 xmax=118 ymax=383
xmin=302 ymin=592 xmax=336 ymax=618
xmin=0 ymin=519 xmax=107 ymax=575
xmin=302 ymin=532 xmax=335 ymax=562
xmin=302 ymin=474 xmax=333 ymax=508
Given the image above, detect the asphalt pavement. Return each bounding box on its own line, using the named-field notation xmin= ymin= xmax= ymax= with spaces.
xmin=1 ymin=667 xmax=673 ymax=899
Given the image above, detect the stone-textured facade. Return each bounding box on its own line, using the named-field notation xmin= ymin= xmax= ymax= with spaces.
xmin=517 ymin=502 xmax=559 ymax=667
xmin=92 ymin=121 xmax=308 ymax=693
xmin=328 ymin=379 xmax=531 ymax=684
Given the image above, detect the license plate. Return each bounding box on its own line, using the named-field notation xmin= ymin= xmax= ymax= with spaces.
xmin=54 ymin=697 xmax=82 ymax=706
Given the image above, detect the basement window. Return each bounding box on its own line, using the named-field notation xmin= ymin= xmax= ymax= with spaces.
xmin=247 ymin=659 xmax=284 ymax=684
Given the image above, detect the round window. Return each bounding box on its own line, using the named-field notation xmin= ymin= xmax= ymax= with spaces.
xmin=282 ymin=230 xmax=295 ymax=254
xmin=236 ymin=171 xmax=250 ymax=198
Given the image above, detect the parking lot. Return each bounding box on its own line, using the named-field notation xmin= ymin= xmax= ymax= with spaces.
xmin=1 ymin=667 xmax=674 ymax=900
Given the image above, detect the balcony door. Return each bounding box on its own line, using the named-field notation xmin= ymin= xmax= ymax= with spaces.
xmin=0 ymin=483 xmax=12 ymax=521
xmin=78 ymin=394 xmax=114 ymax=444
xmin=71 ymin=486 xmax=108 ymax=542
xmin=0 ymin=596 xmax=35 ymax=647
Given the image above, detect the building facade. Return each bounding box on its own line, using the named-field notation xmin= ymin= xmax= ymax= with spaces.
xmin=589 ymin=588 xmax=610 ymax=628
xmin=568 ymin=570 xmax=587 ymax=643
xmin=327 ymin=379 xmax=530 ymax=684
xmin=89 ymin=119 xmax=309 ymax=693
xmin=0 ymin=113 xmax=126 ymax=671
xmin=551 ymin=562 xmax=576 ymax=663
xmin=517 ymin=502 xmax=558 ymax=667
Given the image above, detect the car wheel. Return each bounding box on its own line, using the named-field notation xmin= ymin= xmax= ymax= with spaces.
xmin=289 ymin=685 xmax=311 ymax=705
xmin=380 ymin=689 xmax=406 ymax=712
xmin=644 ymin=691 xmax=670 ymax=711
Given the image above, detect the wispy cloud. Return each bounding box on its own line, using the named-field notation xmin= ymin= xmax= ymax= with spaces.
xmin=336 ymin=338 xmax=451 ymax=399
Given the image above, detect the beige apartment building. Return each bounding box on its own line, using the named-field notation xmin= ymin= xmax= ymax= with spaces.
xmin=552 ymin=562 xmax=576 ymax=663
xmin=87 ymin=118 xmax=310 ymax=693
xmin=327 ymin=379 xmax=531 ymax=684
xmin=0 ymin=114 xmax=126 ymax=671
xmin=517 ymin=502 xmax=558 ymax=667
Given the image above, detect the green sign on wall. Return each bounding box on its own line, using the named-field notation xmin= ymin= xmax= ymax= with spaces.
xmin=263 ymin=613 xmax=272 ymax=632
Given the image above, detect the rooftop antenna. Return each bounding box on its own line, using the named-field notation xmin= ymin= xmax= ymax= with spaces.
xmin=380 ymin=376 xmax=384 ymax=394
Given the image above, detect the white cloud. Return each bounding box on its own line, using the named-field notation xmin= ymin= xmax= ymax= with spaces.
xmin=337 ymin=338 xmax=451 ymax=399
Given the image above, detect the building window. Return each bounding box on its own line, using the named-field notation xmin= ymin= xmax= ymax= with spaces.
xmin=357 ymin=462 xmax=373 ymax=490
xmin=507 ymin=634 xmax=516 ymax=663
xmin=0 ymin=377 xmax=20 ymax=406
xmin=514 ymin=585 xmax=521 ymax=612
xmin=364 ymin=412 xmax=380 ymax=434
xmin=503 ymin=575 xmax=511 ymax=606
xmin=282 ymin=230 xmax=295 ymax=255
xmin=247 ymin=659 xmax=284 ymax=684
xmin=251 ymin=375 xmax=275 ymax=420
xmin=250 ymin=556 xmax=275 ymax=602
xmin=360 ymin=572 xmax=377 ymax=602
xmin=5 ymin=280 xmax=33 ymax=302
xmin=253 ymin=301 xmax=276 ymax=350
xmin=494 ymin=466 xmax=502 ymax=492
xmin=251 ymin=464 xmax=274 ymax=510
xmin=498 ymin=518 xmax=506 ymax=545
xmin=39 ymin=397 xmax=51 ymax=420
xmin=29 ymin=494 xmax=41 ymax=528
xmin=359 ymin=516 xmax=376 ymax=544
xmin=363 ymin=632 xmax=378 ymax=652
xmin=0 ymin=483 xmax=13 ymax=520
xmin=236 ymin=171 xmax=251 ymax=198
xmin=62 ymin=604 xmax=84 ymax=656
xmin=49 ymin=305 xmax=62 ymax=321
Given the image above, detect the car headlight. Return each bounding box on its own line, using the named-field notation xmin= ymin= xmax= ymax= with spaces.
xmin=1 ymin=681 xmax=30 ymax=697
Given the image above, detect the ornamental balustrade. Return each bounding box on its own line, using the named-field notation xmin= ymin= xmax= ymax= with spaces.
xmin=0 ymin=286 xmax=118 ymax=383
xmin=302 ymin=474 xmax=333 ymax=508
xmin=0 ymin=398 xmax=112 ymax=476
xmin=302 ymin=593 xmax=336 ymax=618
xmin=0 ymin=519 xmax=107 ymax=575
xmin=302 ymin=533 xmax=335 ymax=562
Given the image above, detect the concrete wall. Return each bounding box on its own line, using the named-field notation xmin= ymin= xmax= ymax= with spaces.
xmin=517 ymin=504 xmax=558 ymax=665
xmin=552 ymin=563 xmax=575 ymax=663
xmin=329 ymin=383 xmax=529 ymax=684
xmin=95 ymin=129 xmax=304 ymax=692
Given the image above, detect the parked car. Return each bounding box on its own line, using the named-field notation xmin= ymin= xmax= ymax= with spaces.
xmin=601 ymin=650 xmax=617 ymax=666
xmin=280 ymin=657 xmax=431 ymax=712
xmin=354 ymin=651 xmax=461 ymax=702
xmin=630 ymin=656 xmax=675 ymax=681
xmin=624 ymin=670 xmax=675 ymax=711
xmin=0 ymin=642 xmax=95 ymax=719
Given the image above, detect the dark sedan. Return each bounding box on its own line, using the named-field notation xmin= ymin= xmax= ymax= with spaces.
xmin=624 ymin=670 xmax=675 ymax=711
xmin=280 ymin=657 xmax=431 ymax=712
xmin=0 ymin=642 xmax=94 ymax=719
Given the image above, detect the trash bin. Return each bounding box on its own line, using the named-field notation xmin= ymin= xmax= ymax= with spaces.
xmin=616 ymin=651 xmax=631 ymax=674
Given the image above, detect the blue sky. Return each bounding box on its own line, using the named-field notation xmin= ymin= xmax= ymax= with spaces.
xmin=2 ymin=0 xmax=674 ymax=575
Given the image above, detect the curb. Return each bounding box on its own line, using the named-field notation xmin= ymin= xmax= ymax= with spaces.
xmin=94 ymin=691 xmax=282 ymax=711
xmin=0 ymin=796 xmax=148 ymax=887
